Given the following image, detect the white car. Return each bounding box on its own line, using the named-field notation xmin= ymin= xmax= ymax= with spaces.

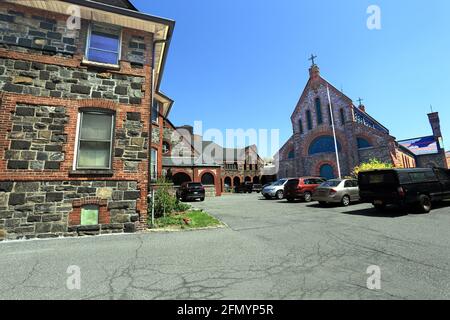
xmin=261 ymin=179 xmax=289 ymax=200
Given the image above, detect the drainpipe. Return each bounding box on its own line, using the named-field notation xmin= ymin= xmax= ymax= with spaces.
xmin=148 ymin=38 xmax=171 ymax=193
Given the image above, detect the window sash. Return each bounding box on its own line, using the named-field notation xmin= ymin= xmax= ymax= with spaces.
xmin=152 ymin=101 xmax=159 ymax=123
xmin=76 ymin=112 xmax=114 ymax=170
xmin=151 ymin=149 xmax=158 ymax=180
xmin=86 ymin=24 xmax=121 ymax=65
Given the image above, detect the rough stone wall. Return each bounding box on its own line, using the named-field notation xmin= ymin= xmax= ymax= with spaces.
xmin=416 ymin=152 xmax=448 ymax=169
xmin=116 ymin=112 xmax=148 ymax=173
xmin=0 ymin=180 xmax=140 ymax=241
xmin=5 ymin=103 xmax=67 ymax=170
xmin=0 ymin=58 xmax=144 ymax=104
xmin=0 ymin=8 xmax=79 ymax=57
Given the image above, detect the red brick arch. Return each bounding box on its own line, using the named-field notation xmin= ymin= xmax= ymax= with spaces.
xmin=315 ymin=160 xmax=338 ymax=178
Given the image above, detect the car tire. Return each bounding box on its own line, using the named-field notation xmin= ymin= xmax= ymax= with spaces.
xmin=341 ymin=195 xmax=350 ymax=207
xmin=276 ymin=190 xmax=284 ymax=200
xmin=304 ymin=192 xmax=312 ymax=203
xmin=417 ymin=194 xmax=432 ymax=214
xmin=200 ymin=197 xmax=205 ymax=202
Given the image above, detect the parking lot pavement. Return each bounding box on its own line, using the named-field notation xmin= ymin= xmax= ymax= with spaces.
xmin=0 ymin=193 xmax=449 ymax=300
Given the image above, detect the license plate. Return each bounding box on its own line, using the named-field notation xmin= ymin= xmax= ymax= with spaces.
xmin=374 ymin=200 xmax=383 ymax=205
xmin=194 ymin=192 xmax=198 ymax=194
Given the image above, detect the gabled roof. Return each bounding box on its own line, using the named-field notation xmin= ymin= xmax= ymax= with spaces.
xmin=92 ymin=0 xmax=137 ymax=10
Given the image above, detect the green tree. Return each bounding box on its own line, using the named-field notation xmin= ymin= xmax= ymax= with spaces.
xmin=352 ymin=158 xmax=393 ymax=177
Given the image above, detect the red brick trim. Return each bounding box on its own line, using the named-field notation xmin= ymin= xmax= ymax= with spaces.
xmin=315 ymin=160 xmax=338 ymax=178
xmin=70 ymin=197 xmax=109 ymax=226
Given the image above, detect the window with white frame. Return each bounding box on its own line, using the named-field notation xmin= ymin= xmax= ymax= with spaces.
xmin=151 ymin=148 xmax=158 ymax=181
xmin=76 ymin=111 xmax=115 ymax=170
xmin=86 ymin=24 xmax=121 ymax=65
xmin=152 ymin=100 xmax=159 ymax=123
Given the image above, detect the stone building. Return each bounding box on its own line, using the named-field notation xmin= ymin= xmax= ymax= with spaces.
xmin=276 ymin=62 xmax=447 ymax=179
xmin=160 ymin=123 xmax=264 ymax=195
xmin=0 ymin=0 xmax=175 ymax=240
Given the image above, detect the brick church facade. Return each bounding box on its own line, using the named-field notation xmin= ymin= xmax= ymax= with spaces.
xmin=276 ymin=63 xmax=447 ymax=179
xmin=0 ymin=0 xmax=175 ymax=240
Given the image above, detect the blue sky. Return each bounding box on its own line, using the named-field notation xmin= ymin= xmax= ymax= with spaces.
xmin=134 ymin=0 xmax=450 ymax=157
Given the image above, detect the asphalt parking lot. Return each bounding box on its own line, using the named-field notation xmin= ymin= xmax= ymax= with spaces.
xmin=0 ymin=193 xmax=449 ymax=300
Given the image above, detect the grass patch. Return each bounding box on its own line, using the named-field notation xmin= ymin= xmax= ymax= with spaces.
xmin=152 ymin=210 xmax=222 ymax=230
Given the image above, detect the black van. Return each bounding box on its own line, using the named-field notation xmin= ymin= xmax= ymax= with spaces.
xmin=359 ymin=168 xmax=450 ymax=213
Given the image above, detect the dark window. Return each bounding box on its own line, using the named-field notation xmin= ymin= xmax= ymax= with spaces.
xmin=409 ymin=171 xmax=437 ymax=183
xmin=306 ymin=110 xmax=313 ymax=130
xmin=77 ymin=111 xmax=114 ymax=169
xmin=315 ymin=98 xmax=323 ymax=125
xmin=162 ymin=141 xmax=170 ymax=154
xmin=87 ymin=24 xmax=121 ymax=65
xmin=299 ymin=118 xmax=304 ymax=134
xmin=328 ymin=104 xmax=333 ymax=124
xmin=340 ymin=108 xmax=346 ymax=125
xmin=201 ymin=173 xmax=215 ymax=186
xmin=357 ymin=138 xmax=372 ymax=149
xmin=152 ymin=101 xmax=159 ymax=123
xmin=288 ymin=149 xmax=295 ymax=159
xmin=344 ymin=180 xmax=353 ymax=188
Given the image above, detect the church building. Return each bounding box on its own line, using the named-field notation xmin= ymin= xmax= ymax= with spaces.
xmin=276 ymin=59 xmax=447 ymax=179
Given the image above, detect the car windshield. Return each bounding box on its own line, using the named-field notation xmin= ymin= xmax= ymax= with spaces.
xmin=188 ymin=183 xmax=202 ymax=188
xmin=272 ymin=179 xmax=287 ymax=186
xmin=320 ymin=180 xmax=342 ymax=187
xmin=359 ymin=172 xmax=397 ymax=185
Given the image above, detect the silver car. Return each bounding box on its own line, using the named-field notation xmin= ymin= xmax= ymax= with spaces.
xmin=312 ymin=179 xmax=360 ymax=206
xmin=262 ymin=179 xmax=288 ymax=200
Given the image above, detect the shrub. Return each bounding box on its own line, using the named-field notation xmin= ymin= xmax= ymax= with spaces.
xmin=352 ymin=158 xmax=393 ymax=177
xmin=150 ymin=178 xmax=191 ymax=219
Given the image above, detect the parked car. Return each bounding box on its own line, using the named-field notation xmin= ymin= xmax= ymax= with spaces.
xmin=284 ymin=177 xmax=326 ymax=202
xmin=262 ymin=179 xmax=289 ymax=200
xmin=252 ymin=184 xmax=263 ymax=193
xmin=176 ymin=182 xmax=205 ymax=202
xmin=235 ymin=182 xmax=253 ymax=193
xmin=359 ymin=168 xmax=450 ymax=213
xmin=313 ymin=179 xmax=360 ymax=206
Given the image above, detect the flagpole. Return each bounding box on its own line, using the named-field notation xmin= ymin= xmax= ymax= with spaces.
xmin=327 ymin=85 xmax=342 ymax=179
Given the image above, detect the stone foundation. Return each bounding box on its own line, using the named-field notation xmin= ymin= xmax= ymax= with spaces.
xmin=0 ymin=180 xmax=142 ymax=241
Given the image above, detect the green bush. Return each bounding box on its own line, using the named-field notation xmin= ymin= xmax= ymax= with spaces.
xmin=352 ymin=158 xmax=393 ymax=177
xmin=150 ymin=178 xmax=190 ymax=219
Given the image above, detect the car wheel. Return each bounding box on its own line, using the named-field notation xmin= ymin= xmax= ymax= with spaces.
xmin=304 ymin=192 xmax=312 ymax=203
xmin=276 ymin=190 xmax=284 ymax=200
xmin=200 ymin=197 xmax=205 ymax=202
xmin=341 ymin=195 xmax=350 ymax=207
xmin=417 ymin=194 xmax=432 ymax=213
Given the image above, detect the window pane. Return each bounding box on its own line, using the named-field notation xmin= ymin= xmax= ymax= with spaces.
xmin=81 ymin=113 xmax=112 ymax=141
xmin=88 ymin=49 xmax=119 ymax=65
xmin=152 ymin=102 xmax=159 ymax=122
xmin=151 ymin=149 xmax=157 ymax=179
xmin=90 ymin=31 xmax=119 ymax=52
xmin=78 ymin=141 xmax=110 ymax=168
xmin=81 ymin=205 xmax=99 ymax=226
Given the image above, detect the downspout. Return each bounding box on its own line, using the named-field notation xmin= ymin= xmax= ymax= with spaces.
xmin=148 ymin=38 xmax=171 ymax=194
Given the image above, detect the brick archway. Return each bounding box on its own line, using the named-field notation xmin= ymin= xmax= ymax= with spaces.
xmin=315 ymin=160 xmax=338 ymax=179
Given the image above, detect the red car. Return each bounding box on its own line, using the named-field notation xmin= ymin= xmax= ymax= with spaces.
xmin=284 ymin=177 xmax=326 ymax=202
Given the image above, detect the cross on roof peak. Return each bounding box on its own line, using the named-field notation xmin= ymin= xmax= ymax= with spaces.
xmin=308 ymin=54 xmax=317 ymax=66
xmin=357 ymin=97 xmax=364 ymax=106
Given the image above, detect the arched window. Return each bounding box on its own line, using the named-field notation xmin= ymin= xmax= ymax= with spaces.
xmin=315 ymin=98 xmax=323 ymax=125
xmin=308 ymin=136 xmax=341 ymax=155
xmin=306 ymin=110 xmax=313 ymax=130
xmin=320 ymin=164 xmax=335 ymax=180
xmin=357 ymin=138 xmax=372 ymax=149
xmin=172 ymin=172 xmax=192 ymax=186
xmin=299 ymin=118 xmax=304 ymax=134
xmin=201 ymin=173 xmax=215 ymax=185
